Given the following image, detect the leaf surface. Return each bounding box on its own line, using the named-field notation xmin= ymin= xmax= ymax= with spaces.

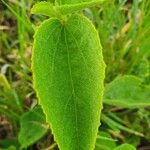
xmin=104 ymin=75 xmax=150 ymax=108
xmin=95 ymin=131 xmax=116 ymax=150
xmin=113 ymin=143 xmax=136 ymax=150
xmin=31 ymin=1 xmax=105 ymax=17
xmin=18 ymin=106 xmax=48 ymax=148
xmin=31 ymin=2 xmax=56 ymax=17
xmin=57 ymin=0 xmax=105 ymax=15
xmin=32 ymin=14 xmax=105 ymax=150
xmin=58 ymin=0 xmax=105 ymax=5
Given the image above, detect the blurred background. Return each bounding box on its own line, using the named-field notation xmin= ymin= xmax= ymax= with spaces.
xmin=0 ymin=0 xmax=150 ymax=150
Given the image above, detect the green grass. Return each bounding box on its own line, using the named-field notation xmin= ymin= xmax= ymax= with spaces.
xmin=0 ymin=0 xmax=150 ymax=149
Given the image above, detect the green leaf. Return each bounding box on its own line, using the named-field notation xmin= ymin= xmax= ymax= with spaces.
xmin=58 ymin=0 xmax=105 ymax=5
xmin=31 ymin=0 xmax=106 ymax=17
xmin=31 ymin=2 xmax=57 ymax=17
xmin=95 ymin=131 xmax=116 ymax=150
xmin=101 ymin=115 xmax=144 ymax=137
xmin=113 ymin=143 xmax=136 ymax=150
xmin=32 ymin=14 xmax=105 ymax=150
xmin=104 ymin=75 xmax=150 ymax=108
xmin=0 ymin=139 xmax=19 ymax=150
xmin=2 ymin=146 xmax=16 ymax=150
xmin=18 ymin=106 xmax=48 ymax=148
xmin=133 ymin=58 xmax=150 ymax=84
xmin=57 ymin=0 xmax=106 ymax=15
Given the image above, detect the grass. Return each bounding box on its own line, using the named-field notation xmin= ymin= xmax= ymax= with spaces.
xmin=0 ymin=0 xmax=150 ymax=150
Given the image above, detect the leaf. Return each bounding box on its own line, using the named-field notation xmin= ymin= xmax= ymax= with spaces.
xmin=31 ymin=1 xmax=57 ymax=17
xmin=113 ymin=143 xmax=136 ymax=150
xmin=31 ymin=1 xmax=106 ymax=17
xmin=58 ymin=0 xmax=105 ymax=5
xmin=18 ymin=106 xmax=48 ymax=148
xmin=104 ymin=75 xmax=150 ymax=108
xmin=0 ymin=139 xmax=19 ymax=150
xmin=4 ymin=146 xmax=16 ymax=150
xmin=95 ymin=131 xmax=116 ymax=150
xmin=133 ymin=58 xmax=150 ymax=84
xmin=101 ymin=115 xmax=144 ymax=137
xmin=57 ymin=0 xmax=106 ymax=15
xmin=2 ymin=146 xmax=16 ymax=150
xmin=32 ymin=14 xmax=105 ymax=150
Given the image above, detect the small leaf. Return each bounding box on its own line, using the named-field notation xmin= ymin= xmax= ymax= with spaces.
xmin=2 ymin=146 xmax=16 ymax=150
xmin=57 ymin=0 xmax=106 ymax=15
xmin=31 ymin=0 xmax=106 ymax=17
xmin=133 ymin=58 xmax=150 ymax=84
xmin=95 ymin=131 xmax=116 ymax=150
xmin=113 ymin=143 xmax=136 ymax=150
xmin=32 ymin=14 xmax=105 ymax=150
xmin=31 ymin=1 xmax=57 ymax=17
xmin=101 ymin=115 xmax=144 ymax=137
xmin=58 ymin=0 xmax=105 ymax=5
xmin=104 ymin=75 xmax=150 ymax=108
xmin=0 ymin=139 xmax=19 ymax=149
xmin=18 ymin=106 xmax=48 ymax=148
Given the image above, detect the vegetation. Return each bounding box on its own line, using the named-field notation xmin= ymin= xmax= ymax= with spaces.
xmin=0 ymin=0 xmax=150 ymax=150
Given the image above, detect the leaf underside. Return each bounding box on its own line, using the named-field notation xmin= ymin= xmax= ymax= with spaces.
xmin=32 ymin=14 xmax=105 ymax=150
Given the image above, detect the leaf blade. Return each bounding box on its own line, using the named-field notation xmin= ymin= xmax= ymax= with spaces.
xmin=113 ymin=143 xmax=136 ymax=150
xmin=104 ymin=75 xmax=150 ymax=108
xmin=32 ymin=14 xmax=105 ymax=150
xmin=57 ymin=0 xmax=106 ymax=15
xmin=18 ymin=106 xmax=48 ymax=148
xmin=58 ymin=0 xmax=105 ymax=5
xmin=31 ymin=1 xmax=56 ymax=17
